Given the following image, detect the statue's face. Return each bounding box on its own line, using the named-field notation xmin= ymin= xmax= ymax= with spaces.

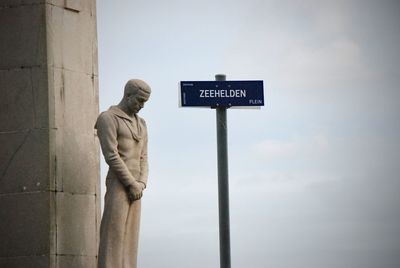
xmin=127 ymin=89 xmax=150 ymax=114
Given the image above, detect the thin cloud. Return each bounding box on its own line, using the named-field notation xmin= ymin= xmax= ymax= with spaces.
xmin=253 ymin=134 xmax=329 ymax=160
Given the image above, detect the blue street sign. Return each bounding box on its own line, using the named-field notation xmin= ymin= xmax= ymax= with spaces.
xmin=180 ymin=80 xmax=264 ymax=107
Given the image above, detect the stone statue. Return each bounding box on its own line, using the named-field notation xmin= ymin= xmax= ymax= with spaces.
xmin=95 ymin=79 xmax=151 ymax=268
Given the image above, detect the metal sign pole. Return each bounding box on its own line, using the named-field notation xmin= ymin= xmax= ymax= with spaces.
xmin=215 ymin=74 xmax=231 ymax=268
xmin=179 ymin=75 xmax=264 ymax=268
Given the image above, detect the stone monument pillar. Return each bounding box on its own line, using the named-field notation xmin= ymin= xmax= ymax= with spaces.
xmin=0 ymin=1 xmax=100 ymax=267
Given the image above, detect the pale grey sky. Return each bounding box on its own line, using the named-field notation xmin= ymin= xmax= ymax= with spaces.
xmin=97 ymin=0 xmax=400 ymax=267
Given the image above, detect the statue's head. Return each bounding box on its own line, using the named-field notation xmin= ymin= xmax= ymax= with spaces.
xmin=122 ymin=79 xmax=151 ymax=114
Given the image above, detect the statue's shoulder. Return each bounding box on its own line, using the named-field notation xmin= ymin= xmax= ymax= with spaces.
xmin=97 ymin=110 xmax=114 ymax=121
xmin=137 ymin=115 xmax=147 ymax=126
xmin=98 ymin=109 xmax=113 ymax=118
xmin=95 ymin=109 xmax=118 ymax=129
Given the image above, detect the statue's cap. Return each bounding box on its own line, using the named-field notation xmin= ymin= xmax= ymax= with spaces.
xmin=125 ymin=79 xmax=151 ymax=95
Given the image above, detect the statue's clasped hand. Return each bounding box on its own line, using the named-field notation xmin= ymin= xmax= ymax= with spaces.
xmin=127 ymin=182 xmax=145 ymax=203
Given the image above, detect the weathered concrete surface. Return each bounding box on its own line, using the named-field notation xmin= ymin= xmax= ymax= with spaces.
xmin=0 ymin=255 xmax=51 ymax=268
xmin=0 ymin=68 xmax=48 ymax=131
xmin=0 ymin=129 xmax=49 ymax=194
xmin=0 ymin=192 xmax=51 ymax=257
xmin=0 ymin=3 xmax=47 ymax=69
xmin=57 ymin=255 xmax=97 ymax=268
xmin=56 ymin=193 xmax=97 ymax=256
xmin=48 ymin=68 xmax=99 ymax=194
xmin=0 ymin=1 xmax=99 ymax=267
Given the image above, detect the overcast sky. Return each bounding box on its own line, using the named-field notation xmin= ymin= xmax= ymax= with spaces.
xmin=97 ymin=1 xmax=400 ymax=267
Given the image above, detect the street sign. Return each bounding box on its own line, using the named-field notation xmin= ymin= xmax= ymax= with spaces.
xmin=180 ymin=80 xmax=264 ymax=107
